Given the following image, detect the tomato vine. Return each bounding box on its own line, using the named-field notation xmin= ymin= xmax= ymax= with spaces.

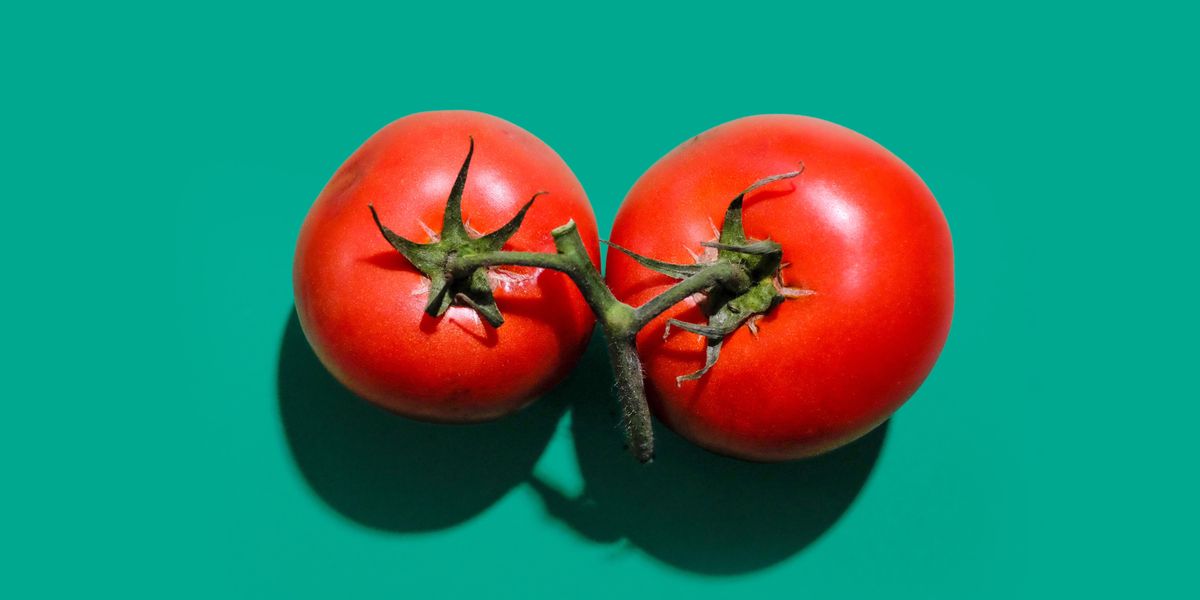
xmin=369 ymin=138 xmax=803 ymax=463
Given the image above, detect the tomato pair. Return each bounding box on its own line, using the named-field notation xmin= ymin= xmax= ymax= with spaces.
xmin=293 ymin=111 xmax=953 ymax=461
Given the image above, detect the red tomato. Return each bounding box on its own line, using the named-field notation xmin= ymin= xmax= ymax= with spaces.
xmin=605 ymin=115 xmax=953 ymax=461
xmin=294 ymin=111 xmax=599 ymax=422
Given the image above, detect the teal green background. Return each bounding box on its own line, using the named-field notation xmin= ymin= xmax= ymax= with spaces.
xmin=4 ymin=2 xmax=1196 ymax=597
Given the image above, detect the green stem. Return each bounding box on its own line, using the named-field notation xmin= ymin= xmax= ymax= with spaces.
xmin=451 ymin=251 xmax=575 ymax=273
xmin=369 ymin=139 xmax=798 ymax=464
xmin=445 ymin=221 xmax=752 ymax=463
xmin=605 ymin=335 xmax=654 ymax=463
xmin=631 ymin=262 xmax=749 ymax=330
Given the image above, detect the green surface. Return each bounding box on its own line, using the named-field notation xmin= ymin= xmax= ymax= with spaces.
xmin=4 ymin=2 xmax=1196 ymax=597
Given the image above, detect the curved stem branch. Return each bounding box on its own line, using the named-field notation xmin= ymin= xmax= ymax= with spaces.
xmin=549 ymin=223 xmax=629 ymax=326
xmin=631 ymin=262 xmax=750 ymax=330
xmin=440 ymin=220 xmax=748 ymax=464
xmin=451 ymin=251 xmax=575 ymax=274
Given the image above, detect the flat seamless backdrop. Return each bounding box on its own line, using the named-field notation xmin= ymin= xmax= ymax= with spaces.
xmin=2 ymin=2 xmax=1196 ymax=598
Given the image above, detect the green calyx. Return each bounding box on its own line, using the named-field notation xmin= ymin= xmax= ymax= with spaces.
xmin=612 ymin=168 xmax=811 ymax=384
xmin=369 ymin=137 xmax=543 ymax=328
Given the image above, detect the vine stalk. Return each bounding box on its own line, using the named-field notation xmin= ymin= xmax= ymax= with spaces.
xmin=369 ymin=139 xmax=801 ymax=463
xmin=448 ymin=221 xmax=752 ymax=463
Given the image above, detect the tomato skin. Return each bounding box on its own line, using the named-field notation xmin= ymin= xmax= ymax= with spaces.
xmin=606 ymin=115 xmax=954 ymax=461
xmin=294 ymin=111 xmax=599 ymax=422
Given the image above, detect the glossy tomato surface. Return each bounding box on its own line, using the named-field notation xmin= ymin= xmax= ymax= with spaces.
xmin=606 ymin=115 xmax=954 ymax=461
xmin=294 ymin=111 xmax=599 ymax=422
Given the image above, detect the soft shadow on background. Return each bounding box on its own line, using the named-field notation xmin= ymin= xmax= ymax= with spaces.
xmin=278 ymin=313 xmax=886 ymax=569
xmin=277 ymin=308 xmax=568 ymax=531
xmin=529 ymin=334 xmax=889 ymax=574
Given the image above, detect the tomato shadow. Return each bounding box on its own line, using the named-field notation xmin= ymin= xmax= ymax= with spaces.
xmin=276 ymin=308 xmax=568 ymax=532
xmin=529 ymin=333 xmax=890 ymax=575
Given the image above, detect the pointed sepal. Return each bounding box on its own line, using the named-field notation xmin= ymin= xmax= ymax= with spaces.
xmin=370 ymin=204 xmax=442 ymax=273
xmin=440 ymin=136 xmax=475 ymax=243
xmin=460 ymin=268 xmax=506 ymax=327
xmin=699 ymin=240 xmax=782 ymax=255
xmin=477 ymin=192 xmax=543 ymax=251
xmin=606 ymin=241 xmax=706 ymax=280
xmin=423 ymin=273 xmax=454 ymax=317
xmin=664 ymin=318 xmax=739 ymax=340
xmin=676 ymin=340 xmax=724 ymax=385
xmin=717 ymin=167 xmax=804 ymax=246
